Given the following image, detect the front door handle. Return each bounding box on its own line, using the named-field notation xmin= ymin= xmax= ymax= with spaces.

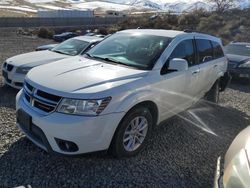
xmin=213 ymin=64 xmax=218 ymax=68
xmin=192 ymin=70 xmax=200 ymax=75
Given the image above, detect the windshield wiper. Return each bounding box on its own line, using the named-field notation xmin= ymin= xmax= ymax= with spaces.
xmin=52 ymin=49 xmax=67 ymax=55
xmin=85 ymin=54 xmax=145 ymax=69
xmin=103 ymin=57 xmax=122 ymax=64
xmin=88 ymin=55 xmax=129 ymax=66
xmin=85 ymin=52 xmax=93 ymax=58
xmin=104 ymin=57 xmax=146 ymax=69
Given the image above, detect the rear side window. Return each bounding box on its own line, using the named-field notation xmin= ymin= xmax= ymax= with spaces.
xmin=211 ymin=41 xmax=224 ymax=58
xmin=196 ymin=39 xmax=213 ymax=63
xmin=169 ymin=39 xmax=195 ymax=66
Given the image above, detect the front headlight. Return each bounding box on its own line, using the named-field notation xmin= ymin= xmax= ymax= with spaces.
xmin=57 ymin=97 xmax=112 ymax=116
xmin=239 ymin=60 xmax=250 ymax=68
xmin=16 ymin=67 xmax=32 ymax=74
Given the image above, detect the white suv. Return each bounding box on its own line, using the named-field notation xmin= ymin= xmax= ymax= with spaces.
xmin=16 ymin=29 xmax=230 ymax=157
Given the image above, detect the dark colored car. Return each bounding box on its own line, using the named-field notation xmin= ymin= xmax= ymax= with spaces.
xmin=53 ymin=32 xmax=78 ymax=42
xmin=225 ymin=42 xmax=250 ymax=80
xmin=35 ymin=44 xmax=58 ymax=51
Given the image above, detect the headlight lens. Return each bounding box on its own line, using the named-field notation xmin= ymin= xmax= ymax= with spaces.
xmin=16 ymin=67 xmax=32 ymax=74
xmin=239 ymin=60 xmax=250 ymax=68
xmin=57 ymin=97 xmax=111 ymax=116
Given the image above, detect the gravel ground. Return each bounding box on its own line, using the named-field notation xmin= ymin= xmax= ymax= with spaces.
xmin=0 ymin=29 xmax=249 ymax=188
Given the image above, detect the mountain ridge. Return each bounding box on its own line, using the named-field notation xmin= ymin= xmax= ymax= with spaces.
xmin=0 ymin=0 xmax=249 ymax=16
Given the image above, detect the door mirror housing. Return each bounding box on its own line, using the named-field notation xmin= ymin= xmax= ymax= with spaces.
xmin=168 ymin=58 xmax=188 ymax=72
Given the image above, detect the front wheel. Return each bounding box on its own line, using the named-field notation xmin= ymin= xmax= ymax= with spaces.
xmin=110 ymin=107 xmax=153 ymax=158
xmin=205 ymin=80 xmax=220 ymax=103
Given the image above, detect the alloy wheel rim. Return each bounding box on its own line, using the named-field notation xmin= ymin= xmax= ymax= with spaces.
xmin=123 ymin=116 xmax=148 ymax=152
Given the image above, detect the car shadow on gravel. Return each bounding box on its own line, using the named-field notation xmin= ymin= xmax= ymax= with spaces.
xmin=0 ymin=85 xmax=18 ymax=109
xmin=229 ymin=80 xmax=250 ymax=93
xmin=0 ymin=101 xmax=249 ymax=188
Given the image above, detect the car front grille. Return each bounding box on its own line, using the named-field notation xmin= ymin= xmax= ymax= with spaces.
xmin=23 ymin=82 xmax=62 ymax=114
xmin=14 ymin=82 xmax=23 ymax=87
xmin=6 ymin=64 xmax=14 ymax=71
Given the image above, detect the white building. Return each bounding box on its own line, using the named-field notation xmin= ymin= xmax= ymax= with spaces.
xmin=105 ymin=10 xmax=127 ymax=17
xmin=38 ymin=9 xmax=94 ymax=18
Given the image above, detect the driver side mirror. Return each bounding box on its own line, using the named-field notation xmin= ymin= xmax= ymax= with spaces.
xmin=161 ymin=58 xmax=188 ymax=75
xmin=168 ymin=58 xmax=188 ymax=72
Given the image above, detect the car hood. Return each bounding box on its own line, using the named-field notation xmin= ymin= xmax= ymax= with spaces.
xmin=226 ymin=54 xmax=250 ymax=63
xmin=6 ymin=50 xmax=68 ymax=67
xmin=26 ymin=56 xmax=148 ymax=97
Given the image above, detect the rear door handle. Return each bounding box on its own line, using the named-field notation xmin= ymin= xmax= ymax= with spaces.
xmin=213 ymin=64 xmax=218 ymax=68
xmin=192 ymin=70 xmax=200 ymax=75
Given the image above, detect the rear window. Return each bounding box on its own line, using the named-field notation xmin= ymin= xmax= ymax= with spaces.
xmin=211 ymin=41 xmax=224 ymax=58
xmin=196 ymin=39 xmax=213 ymax=63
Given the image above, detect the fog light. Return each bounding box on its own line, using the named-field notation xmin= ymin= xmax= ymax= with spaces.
xmin=55 ymin=138 xmax=79 ymax=152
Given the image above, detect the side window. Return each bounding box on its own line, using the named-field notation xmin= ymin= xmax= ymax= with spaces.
xmin=169 ymin=39 xmax=195 ymax=66
xmin=211 ymin=41 xmax=224 ymax=59
xmin=196 ymin=39 xmax=213 ymax=63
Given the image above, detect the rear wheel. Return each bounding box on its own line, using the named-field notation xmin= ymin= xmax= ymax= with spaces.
xmin=205 ymin=80 xmax=220 ymax=103
xmin=110 ymin=107 xmax=153 ymax=158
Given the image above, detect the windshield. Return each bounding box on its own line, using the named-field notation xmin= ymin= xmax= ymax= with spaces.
xmin=51 ymin=39 xmax=89 ymax=56
xmin=224 ymin=44 xmax=250 ymax=57
xmin=86 ymin=33 xmax=172 ymax=69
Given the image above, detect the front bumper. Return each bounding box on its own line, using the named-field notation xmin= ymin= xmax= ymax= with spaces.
xmin=16 ymin=90 xmax=125 ymax=155
xmin=214 ymin=156 xmax=224 ymax=188
xmin=228 ymin=68 xmax=250 ymax=79
xmin=2 ymin=68 xmax=25 ymax=89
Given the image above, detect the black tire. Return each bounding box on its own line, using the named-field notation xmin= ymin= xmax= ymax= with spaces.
xmin=205 ymin=80 xmax=220 ymax=103
xmin=110 ymin=106 xmax=153 ymax=158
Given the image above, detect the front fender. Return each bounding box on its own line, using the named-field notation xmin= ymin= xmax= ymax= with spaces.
xmin=115 ymin=89 xmax=158 ymax=114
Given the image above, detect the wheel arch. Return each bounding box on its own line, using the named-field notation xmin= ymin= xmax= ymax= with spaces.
xmin=108 ymin=100 xmax=159 ymax=155
xmin=118 ymin=100 xmax=159 ymax=129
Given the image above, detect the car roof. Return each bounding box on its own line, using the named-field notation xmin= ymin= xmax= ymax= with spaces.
xmin=118 ymin=29 xmax=185 ymax=38
xmin=72 ymin=36 xmax=103 ymax=43
xmin=117 ymin=29 xmax=221 ymax=42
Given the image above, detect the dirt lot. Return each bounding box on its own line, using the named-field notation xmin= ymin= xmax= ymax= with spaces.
xmin=0 ymin=29 xmax=249 ymax=188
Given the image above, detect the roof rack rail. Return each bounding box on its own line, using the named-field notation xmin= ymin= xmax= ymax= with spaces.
xmin=183 ymin=29 xmax=208 ymax=35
